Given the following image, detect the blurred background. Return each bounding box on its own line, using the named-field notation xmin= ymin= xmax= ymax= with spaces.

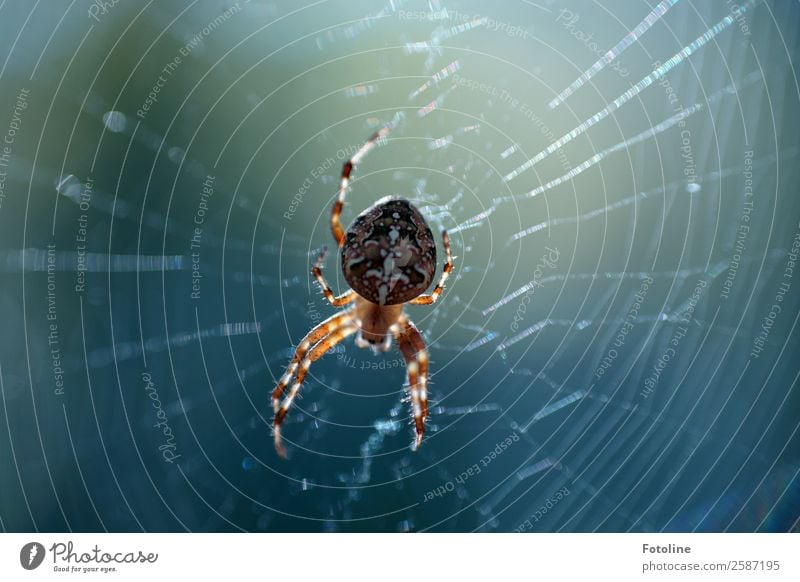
xmin=0 ymin=0 xmax=798 ymax=532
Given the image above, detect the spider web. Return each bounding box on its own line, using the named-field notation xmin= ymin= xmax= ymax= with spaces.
xmin=0 ymin=0 xmax=798 ymax=533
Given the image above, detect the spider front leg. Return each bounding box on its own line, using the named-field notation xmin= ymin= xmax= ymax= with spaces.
xmin=312 ymin=246 xmax=356 ymax=307
xmin=393 ymin=314 xmax=429 ymax=449
xmin=271 ymin=310 xmax=352 ymax=414
xmin=331 ymin=122 xmax=395 ymax=248
xmin=273 ymin=322 xmax=357 ymax=458
xmin=410 ymin=230 xmax=453 ymax=305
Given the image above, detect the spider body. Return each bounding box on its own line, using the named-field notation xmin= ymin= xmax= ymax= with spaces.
xmin=342 ymin=196 xmax=437 ymax=306
xmin=352 ymin=298 xmax=403 ymax=352
xmin=271 ymin=122 xmax=453 ymax=457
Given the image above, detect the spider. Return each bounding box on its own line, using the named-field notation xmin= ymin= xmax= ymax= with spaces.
xmin=271 ymin=121 xmax=454 ymax=458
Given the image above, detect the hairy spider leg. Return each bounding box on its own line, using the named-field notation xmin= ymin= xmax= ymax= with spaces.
xmin=271 ymin=310 xmax=353 ymax=414
xmin=331 ymin=124 xmax=394 ymax=248
xmin=410 ymin=230 xmax=453 ymax=305
xmin=312 ymin=245 xmax=357 ymax=307
xmin=402 ymin=314 xmax=429 ymax=437
xmin=273 ymin=323 xmax=358 ymax=458
xmin=393 ymin=315 xmax=429 ymax=449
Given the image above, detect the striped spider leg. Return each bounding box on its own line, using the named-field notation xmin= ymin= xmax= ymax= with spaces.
xmin=392 ymin=314 xmax=430 ymax=449
xmin=330 ymin=121 xmax=398 ymax=248
xmin=272 ymin=309 xmax=354 ymax=458
xmin=410 ymin=230 xmax=453 ymax=305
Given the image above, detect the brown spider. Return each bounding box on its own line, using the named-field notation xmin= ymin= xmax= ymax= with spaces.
xmin=271 ymin=122 xmax=454 ymax=458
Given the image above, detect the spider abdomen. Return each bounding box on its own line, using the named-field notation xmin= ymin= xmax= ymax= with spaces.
xmin=341 ymin=196 xmax=437 ymax=305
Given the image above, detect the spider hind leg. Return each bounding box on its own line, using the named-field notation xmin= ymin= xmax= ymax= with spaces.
xmin=330 ymin=121 xmax=397 ymax=248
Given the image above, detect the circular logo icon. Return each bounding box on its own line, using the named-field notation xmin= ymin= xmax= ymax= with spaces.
xmin=19 ymin=542 xmax=45 ymax=570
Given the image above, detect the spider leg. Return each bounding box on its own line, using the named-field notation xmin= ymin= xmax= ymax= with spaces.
xmin=273 ymin=323 xmax=358 ymax=458
xmin=331 ymin=123 xmax=395 ymax=248
xmin=312 ymin=245 xmax=356 ymax=307
xmin=410 ymin=230 xmax=453 ymax=305
xmin=392 ymin=315 xmax=429 ymax=449
xmin=271 ymin=310 xmax=352 ymax=414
